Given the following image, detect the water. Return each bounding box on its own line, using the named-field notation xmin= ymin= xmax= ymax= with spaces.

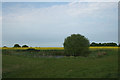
xmin=33 ymin=55 xmax=64 ymax=58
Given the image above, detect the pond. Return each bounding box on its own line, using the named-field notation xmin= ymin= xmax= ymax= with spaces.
xmin=33 ymin=55 xmax=65 ymax=58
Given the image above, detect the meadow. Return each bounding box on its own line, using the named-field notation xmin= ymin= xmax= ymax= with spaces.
xmin=2 ymin=47 xmax=118 ymax=78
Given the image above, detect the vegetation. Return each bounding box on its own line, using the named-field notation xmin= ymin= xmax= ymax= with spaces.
xmin=2 ymin=49 xmax=64 ymax=57
xmin=63 ymin=34 xmax=90 ymax=57
xmin=90 ymin=42 xmax=117 ymax=46
xmin=22 ymin=45 xmax=29 ymax=48
xmin=2 ymin=46 xmax=118 ymax=50
xmin=2 ymin=48 xmax=118 ymax=78
xmin=1 ymin=35 xmax=118 ymax=78
xmin=3 ymin=46 xmax=7 ymax=48
xmin=13 ymin=44 xmax=21 ymax=47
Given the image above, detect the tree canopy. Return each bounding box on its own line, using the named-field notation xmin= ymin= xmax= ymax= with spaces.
xmin=90 ymin=42 xmax=117 ymax=46
xmin=63 ymin=34 xmax=90 ymax=57
xmin=13 ymin=44 xmax=21 ymax=47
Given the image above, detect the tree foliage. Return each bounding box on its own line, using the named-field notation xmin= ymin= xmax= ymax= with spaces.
xmin=3 ymin=46 xmax=7 ymax=48
xmin=63 ymin=34 xmax=90 ymax=57
xmin=90 ymin=42 xmax=117 ymax=46
xmin=22 ymin=45 xmax=29 ymax=47
xmin=13 ymin=44 xmax=21 ymax=47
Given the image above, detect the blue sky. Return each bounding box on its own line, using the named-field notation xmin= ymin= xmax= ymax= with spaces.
xmin=2 ymin=2 xmax=118 ymax=47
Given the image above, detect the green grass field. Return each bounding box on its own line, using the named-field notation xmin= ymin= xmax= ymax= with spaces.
xmin=2 ymin=48 xmax=118 ymax=78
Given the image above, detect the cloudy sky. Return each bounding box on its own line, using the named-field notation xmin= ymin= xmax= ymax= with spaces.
xmin=0 ymin=2 xmax=1 ymax=47
xmin=2 ymin=2 xmax=118 ymax=47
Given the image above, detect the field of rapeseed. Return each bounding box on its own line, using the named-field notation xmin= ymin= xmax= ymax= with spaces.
xmin=1 ymin=46 xmax=118 ymax=50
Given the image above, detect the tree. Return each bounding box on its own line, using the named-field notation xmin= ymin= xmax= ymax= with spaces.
xmin=90 ymin=42 xmax=97 ymax=46
xmin=13 ymin=44 xmax=21 ymax=47
xmin=90 ymin=42 xmax=117 ymax=46
xmin=3 ymin=46 xmax=7 ymax=48
xmin=63 ymin=34 xmax=90 ymax=57
xmin=22 ymin=45 xmax=29 ymax=47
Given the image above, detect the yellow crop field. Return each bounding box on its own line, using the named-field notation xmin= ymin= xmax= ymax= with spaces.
xmin=0 ymin=47 xmax=64 ymax=50
xmin=90 ymin=47 xmax=119 ymax=50
xmin=0 ymin=46 xmax=119 ymax=50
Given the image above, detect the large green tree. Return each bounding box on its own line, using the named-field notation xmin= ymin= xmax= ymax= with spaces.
xmin=63 ymin=34 xmax=90 ymax=57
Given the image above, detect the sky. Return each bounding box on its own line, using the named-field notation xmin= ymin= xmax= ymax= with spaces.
xmin=0 ymin=3 xmax=1 ymax=38
xmin=2 ymin=2 xmax=118 ymax=47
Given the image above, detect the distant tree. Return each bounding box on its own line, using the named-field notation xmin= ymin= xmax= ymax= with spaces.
xmin=98 ymin=43 xmax=102 ymax=46
xmin=105 ymin=42 xmax=117 ymax=46
xmin=13 ymin=44 xmax=21 ymax=47
xmin=22 ymin=45 xmax=29 ymax=47
xmin=63 ymin=34 xmax=90 ymax=57
xmin=90 ymin=42 xmax=117 ymax=46
xmin=102 ymin=43 xmax=107 ymax=46
xmin=3 ymin=46 xmax=7 ymax=48
xmin=90 ymin=42 xmax=98 ymax=46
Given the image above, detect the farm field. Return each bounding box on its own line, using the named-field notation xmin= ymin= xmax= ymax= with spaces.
xmin=1 ymin=46 xmax=118 ymax=50
xmin=2 ymin=47 xmax=118 ymax=78
xmin=2 ymin=1 xmax=119 ymax=79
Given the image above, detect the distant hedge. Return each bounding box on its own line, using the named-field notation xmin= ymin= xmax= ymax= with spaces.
xmin=90 ymin=42 xmax=117 ymax=46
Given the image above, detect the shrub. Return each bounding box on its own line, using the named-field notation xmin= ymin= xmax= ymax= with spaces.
xmin=26 ymin=48 xmax=36 ymax=51
xmin=26 ymin=48 xmax=40 ymax=52
xmin=63 ymin=34 xmax=90 ymax=57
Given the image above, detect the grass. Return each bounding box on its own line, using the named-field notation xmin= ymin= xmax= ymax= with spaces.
xmin=2 ymin=48 xmax=118 ymax=78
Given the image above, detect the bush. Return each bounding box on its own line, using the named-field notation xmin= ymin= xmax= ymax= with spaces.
xmin=63 ymin=34 xmax=90 ymax=57
xmin=13 ymin=44 xmax=21 ymax=47
xmin=26 ymin=48 xmax=40 ymax=51
xmin=26 ymin=48 xmax=36 ymax=51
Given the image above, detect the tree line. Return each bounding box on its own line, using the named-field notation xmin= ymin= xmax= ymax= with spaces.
xmin=3 ymin=42 xmax=120 ymax=48
xmin=2 ymin=34 xmax=120 ymax=57
xmin=90 ymin=42 xmax=119 ymax=46
xmin=3 ymin=44 xmax=29 ymax=48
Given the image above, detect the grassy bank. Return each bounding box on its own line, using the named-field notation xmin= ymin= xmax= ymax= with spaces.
xmin=2 ymin=48 xmax=118 ymax=78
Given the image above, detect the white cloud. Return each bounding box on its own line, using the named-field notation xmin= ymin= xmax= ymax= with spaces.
xmin=3 ymin=2 xmax=117 ymax=22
